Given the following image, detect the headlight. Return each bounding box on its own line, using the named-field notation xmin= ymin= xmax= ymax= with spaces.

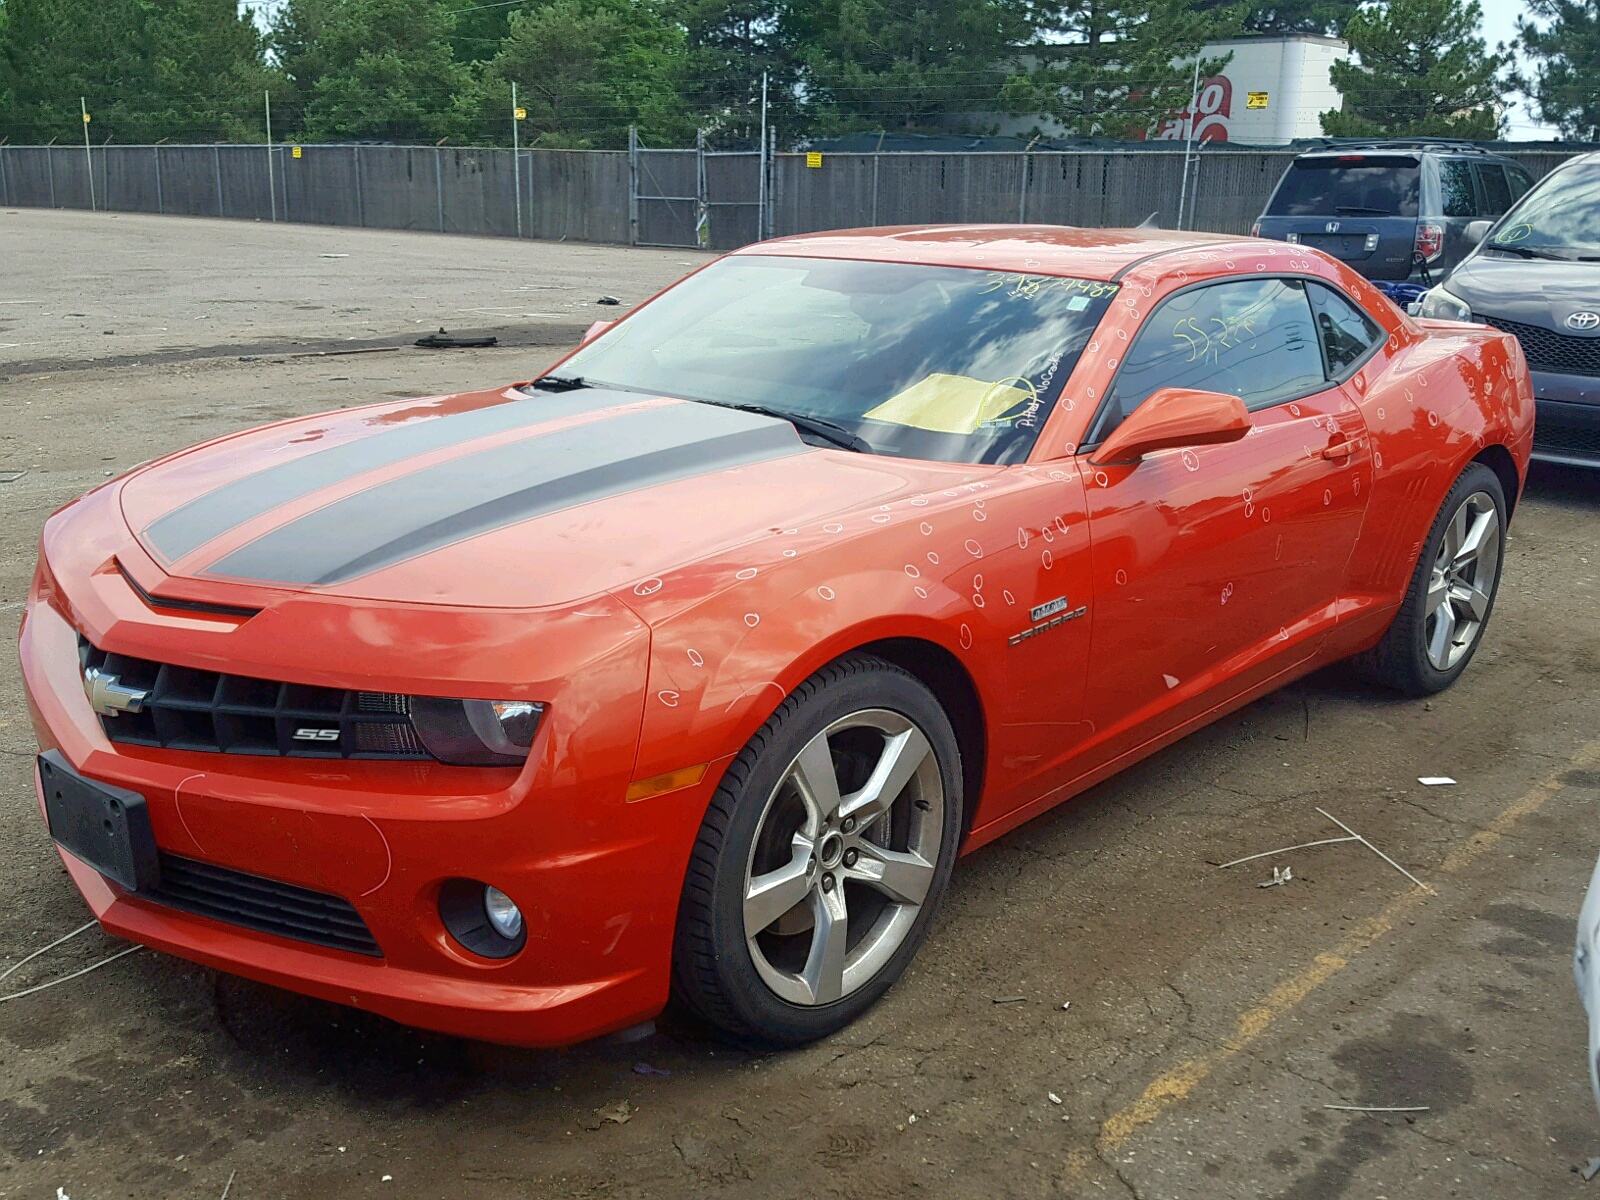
xmin=410 ymin=697 xmax=545 ymax=766
xmin=1417 ymin=286 xmax=1472 ymax=322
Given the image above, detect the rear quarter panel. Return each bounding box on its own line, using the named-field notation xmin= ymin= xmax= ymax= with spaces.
xmin=1335 ymin=277 xmax=1533 ymax=646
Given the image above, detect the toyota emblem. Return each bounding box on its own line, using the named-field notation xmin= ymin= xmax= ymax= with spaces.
xmin=1567 ymin=311 xmax=1600 ymax=332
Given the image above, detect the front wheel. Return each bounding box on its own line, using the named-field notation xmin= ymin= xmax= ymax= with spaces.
xmin=672 ymin=655 xmax=963 ymax=1047
xmin=1358 ymin=461 xmax=1507 ymax=695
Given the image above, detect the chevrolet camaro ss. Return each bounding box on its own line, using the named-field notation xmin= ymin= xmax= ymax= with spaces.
xmin=20 ymin=226 xmax=1534 ymax=1047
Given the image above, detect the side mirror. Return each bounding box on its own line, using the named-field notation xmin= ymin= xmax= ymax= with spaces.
xmin=582 ymin=319 xmax=615 ymax=344
xmin=1464 ymin=219 xmax=1493 ymax=246
xmin=1088 ymin=387 xmax=1251 ymax=466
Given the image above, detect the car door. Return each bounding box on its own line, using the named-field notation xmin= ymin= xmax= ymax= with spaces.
xmin=1073 ymin=276 xmax=1373 ymax=772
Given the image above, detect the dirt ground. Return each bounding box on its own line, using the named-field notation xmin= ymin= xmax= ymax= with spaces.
xmin=4 ymin=209 xmax=1600 ymax=1200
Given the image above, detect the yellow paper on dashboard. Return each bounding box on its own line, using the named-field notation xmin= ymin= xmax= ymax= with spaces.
xmin=864 ymin=374 xmax=1036 ymax=435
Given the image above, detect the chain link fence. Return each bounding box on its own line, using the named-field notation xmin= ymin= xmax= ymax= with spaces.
xmin=0 ymin=140 xmax=1579 ymax=248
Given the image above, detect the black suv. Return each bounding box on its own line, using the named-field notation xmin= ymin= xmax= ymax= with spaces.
xmin=1418 ymin=150 xmax=1600 ymax=468
xmin=1253 ymin=141 xmax=1534 ymax=282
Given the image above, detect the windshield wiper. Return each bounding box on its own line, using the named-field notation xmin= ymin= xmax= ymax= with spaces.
xmin=1333 ymin=205 xmax=1395 ymax=216
xmin=527 ymin=373 xmax=592 ymax=391
xmin=701 ymin=401 xmax=873 ymax=453
xmin=1487 ymin=243 xmax=1576 ymax=261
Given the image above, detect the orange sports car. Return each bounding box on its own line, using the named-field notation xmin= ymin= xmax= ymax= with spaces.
xmin=21 ymin=226 xmax=1533 ymax=1047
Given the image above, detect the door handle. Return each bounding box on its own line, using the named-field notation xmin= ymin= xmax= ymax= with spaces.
xmin=1322 ymin=436 xmax=1364 ymax=461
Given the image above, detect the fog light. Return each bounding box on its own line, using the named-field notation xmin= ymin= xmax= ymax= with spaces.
xmin=438 ymin=877 xmax=527 ymax=959
xmin=483 ymin=885 xmax=523 ymax=939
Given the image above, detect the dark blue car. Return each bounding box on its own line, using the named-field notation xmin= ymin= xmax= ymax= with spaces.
xmin=1253 ymin=142 xmax=1534 ymax=283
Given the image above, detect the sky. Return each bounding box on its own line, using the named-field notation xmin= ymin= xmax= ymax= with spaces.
xmin=1480 ymin=0 xmax=1556 ymax=139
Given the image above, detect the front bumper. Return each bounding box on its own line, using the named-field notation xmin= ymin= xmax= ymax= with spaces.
xmin=20 ymin=578 xmax=712 ymax=1047
xmin=1530 ymin=380 xmax=1600 ymax=468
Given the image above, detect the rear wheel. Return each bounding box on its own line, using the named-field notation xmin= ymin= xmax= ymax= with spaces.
xmin=672 ymin=655 xmax=963 ymax=1047
xmin=1358 ymin=462 xmax=1506 ymax=695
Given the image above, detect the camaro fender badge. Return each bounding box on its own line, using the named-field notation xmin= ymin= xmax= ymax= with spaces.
xmin=82 ymin=666 xmax=152 ymax=717
xmin=1009 ymin=599 xmax=1087 ymax=646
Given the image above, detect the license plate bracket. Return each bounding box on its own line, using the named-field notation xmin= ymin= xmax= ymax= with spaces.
xmin=38 ymin=751 xmax=160 ymax=892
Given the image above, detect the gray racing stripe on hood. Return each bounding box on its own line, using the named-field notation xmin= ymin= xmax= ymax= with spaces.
xmin=144 ymin=390 xmax=621 ymax=563
xmin=204 ymin=402 xmax=806 ymax=586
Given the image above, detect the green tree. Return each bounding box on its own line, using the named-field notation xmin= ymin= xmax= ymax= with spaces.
xmin=1198 ymin=0 xmax=1360 ymax=35
xmin=275 ymin=0 xmax=470 ymax=143
xmin=0 ymin=0 xmax=269 ymax=143
xmin=797 ymin=0 xmax=1033 ymax=134
xmin=477 ymin=0 xmax=694 ymax=148
xmin=450 ymin=2 xmax=515 ymax=66
xmin=268 ymin=0 xmax=338 ymax=109
xmin=1001 ymin=0 xmax=1241 ymax=140
xmin=1513 ymin=0 xmax=1600 ymax=141
xmin=1320 ymin=0 xmax=1507 ymax=138
xmin=683 ymin=0 xmax=804 ymax=139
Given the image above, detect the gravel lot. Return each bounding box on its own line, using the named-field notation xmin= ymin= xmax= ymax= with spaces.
xmin=4 ymin=209 xmax=1600 ymax=1200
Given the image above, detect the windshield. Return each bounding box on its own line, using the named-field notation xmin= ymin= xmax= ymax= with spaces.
xmin=1487 ymin=162 xmax=1600 ymax=259
xmin=554 ymin=255 xmax=1119 ymax=465
xmin=1266 ymin=157 xmax=1421 ymax=217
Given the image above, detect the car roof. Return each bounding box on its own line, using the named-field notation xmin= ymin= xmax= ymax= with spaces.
xmin=1553 ymin=150 xmax=1600 ymax=169
xmin=734 ymin=225 xmax=1235 ymax=282
xmin=1291 ymin=142 xmax=1524 ymax=165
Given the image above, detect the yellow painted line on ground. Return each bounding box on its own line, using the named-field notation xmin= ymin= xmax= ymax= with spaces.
xmin=1082 ymin=736 xmax=1600 ymax=1165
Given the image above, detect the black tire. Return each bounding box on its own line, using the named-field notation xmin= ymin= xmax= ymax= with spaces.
xmin=1357 ymin=461 xmax=1507 ymax=696
xmin=671 ymin=653 xmax=963 ymax=1047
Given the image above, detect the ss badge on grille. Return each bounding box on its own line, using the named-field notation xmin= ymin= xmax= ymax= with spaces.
xmin=292 ymin=728 xmax=341 ymax=742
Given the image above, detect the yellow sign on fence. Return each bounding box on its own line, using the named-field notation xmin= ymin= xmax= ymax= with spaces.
xmin=82 ymin=112 xmax=91 ymax=123
xmin=806 ymin=151 xmax=823 ymax=168
xmin=1246 ymin=91 xmax=1270 ymax=109
xmin=292 ymin=145 xmax=302 ymax=159
xmin=515 ymin=107 xmax=527 ymax=121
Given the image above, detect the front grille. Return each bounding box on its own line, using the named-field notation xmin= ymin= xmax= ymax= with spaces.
xmin=1481 ymin=314 xmax=1600 ymax=378
xmin=79 ymin=639 xmax=428 ymax=759
xmin=147 ymin=852 xmax=381 ymax=956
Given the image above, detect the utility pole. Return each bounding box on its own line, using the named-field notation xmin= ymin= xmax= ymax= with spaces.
xmin=80 ymin=97 xmax=95 ymax=212
xmin=265 ymin=90 xmax=276 ymax=222
xmin=512 ymin=82 xmax=523 ymax=239
xmin=757 ymin=71 xmax=768 ymax=243
xmin=1177 ymin=59 xmax=1201 ymax=232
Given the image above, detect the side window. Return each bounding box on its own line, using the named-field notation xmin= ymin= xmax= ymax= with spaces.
xmin=1474 ymin=164 xmax=1513 ymax=215
xmin=1307 ymin=283 xmax=1382 ymax=377
xmin=1440 ymin=160 xmax=1477 ymax=217
xmin=1507 ymin=166 xmax=1533 ymax=201
xmin=1092 ymin=278 xmax=1326 ymax=441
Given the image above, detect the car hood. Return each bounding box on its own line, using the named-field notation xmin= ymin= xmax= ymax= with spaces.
xmin=1445 ymin=253 xmax=1600 ymax=329
xmin=117 ymin=385 xmax=985 ymax=610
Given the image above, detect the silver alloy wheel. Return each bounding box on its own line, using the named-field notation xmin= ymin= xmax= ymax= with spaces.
xmin=742 ymin=709 xmax=944 ymax=1007
xmin=1424 ymin=490 xmax=1501 ymax=671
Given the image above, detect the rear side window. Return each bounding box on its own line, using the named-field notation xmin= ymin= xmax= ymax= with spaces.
xmin=1267 ymin=157 xmax=1421 ymax=218
xmin=1475 ymin=164 xmax=1514 ymax=215
xmin=1092 ymin=279 xmax=1325 ymax=440
xmin=1507 ymin=167 xmax=1533 ymax=200
xmin=1307 ymin=283 xmax=1382 ymax=377
xmin=1441 ymin=161 xmax=1477 ymax=217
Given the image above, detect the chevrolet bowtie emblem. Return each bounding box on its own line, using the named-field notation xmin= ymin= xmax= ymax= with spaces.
xmin=82 ymin=665 xmax=151 ymax=717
